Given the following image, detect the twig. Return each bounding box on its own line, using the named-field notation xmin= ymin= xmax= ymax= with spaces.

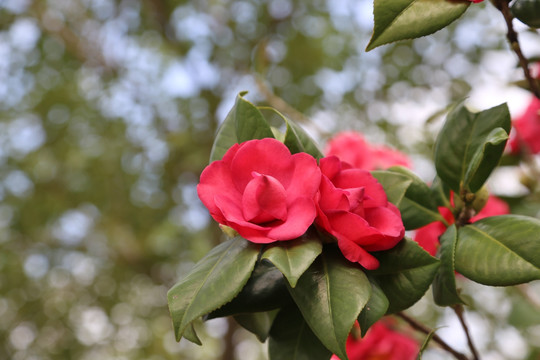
xmin=493 ymin=0 xmax=540 ymax=99
xmin=397 ymin=312 xmax=470 ymax=360
xmin=453 ymin=305 xmax=481 ymax=360
xmin=254 ymin=75 xmax=311 ymax=124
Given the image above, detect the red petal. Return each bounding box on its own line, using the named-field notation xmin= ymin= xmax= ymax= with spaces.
xmin=242 ymin=173 xmax=288 ymax=223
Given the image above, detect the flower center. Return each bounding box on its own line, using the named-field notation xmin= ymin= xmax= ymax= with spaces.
xmin=242 ymin=172 xmax=288 ymax=224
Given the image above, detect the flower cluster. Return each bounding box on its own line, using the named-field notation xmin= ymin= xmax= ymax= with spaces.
xmin=197 ymin=136 xmax=406 ymax=270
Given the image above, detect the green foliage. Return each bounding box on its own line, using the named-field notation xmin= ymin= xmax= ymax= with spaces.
xmin=259 ymin=107 xmax=323 ymax=158
xmin=370 ymin=239 xmax=440 ymax=313
xmin=432 ymin=225 xmax=466 ymax=306
xmin=455 ymin=216 xmax=540 ymax=286
xmin=287 ymin=247 xmax=372 ymax=360
xmin=371 ymin=170 xmax=412 ymax=206
xmin=167 ymin=237 xmax=260 ymax=343
xmin=268 ymin=306 xmax=332 ymax=360
xmin=434 ymin=102 xmax=511 ymax=193
xmin=207 ymin=261 xmax=293 ymax=318
xmin=234 ymin=311 xmax=279 ymax=342
xmin=367 ymin=0 xmax=470 ymax=51
xmin=261 ymin=231 xmax=323 ymax=288
xmin=210 ymin=93 xmax=275 ymax=162
xmin=357 ymin=279 xmax=389 ymax=337
xmin=511 ymin=0 xmax=540 ymax=28
xmin=388 ymin=166 xmax=445 ymax=229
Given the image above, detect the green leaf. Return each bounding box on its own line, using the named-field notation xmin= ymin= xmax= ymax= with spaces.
xmin=269 ymin=306 xmax=332 ymax=360
xmin=182 ymin=323 xmax=201 ymax=345
xmin=235 ymin=93 xmax=275 ymax=143
xmin=261 ymin=231 xmax=323 ymax=288
xmin=209 ymin=92 xmax=274 ymax=162
xmin=370 ymin=239 xmax=440 ymax=313
xmin=430 ymin=176 xmax=452 ymax=208
xmin=367 ymin=0 xmax=470 ymax=51
xmin=287 ymin=246 xmax=371 ymax=360
xmin=371 ymin=170 xmax=412 ymax=207
xmin=455 ymin=215 xmax=540 ymax=286
xmin=167 ymin=237 xmax=260 ymax=342
xmin=463 ymin=127 xmax=509 ymax=192
xmin=259 ymin=107 xmax=323 ymax=158
xmin=432 ymin=225 xmax=466 ymax=306
xmin=234 ymin=310 xmax=279 ymax=342
xmin=210 ymin=103 xmax=238 ymax=162
xmin=388 ymin=166 xmax=445 ymax=229
xmin=207 ymin=260 xmax=293 ymax=319
xmin=357 ymin=279 xmax=389 ymax=336
xmin=434 ymin=102 xmax=511 ymax=193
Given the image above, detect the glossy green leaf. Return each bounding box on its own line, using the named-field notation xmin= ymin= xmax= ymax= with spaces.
xmin=261 ymin=232 xmax=323 ymax=288
xmin=432 ymin=225 xmax=465 ymax=306
xmin=388 ymin=166 xmax=445 ymax=229
xmin=371 ymin=170 xmax=412 ymax=207
xmin=259 ymin=107 xmax=323 ymax=158
xmin=367 ymin=0 xmax=470 ymax=51
xmin=235 ymin=93 xmax=275 ymax=143
xmin=269 ymin=306 xmax=332 ymax=360
xmin=234 ymin=310 xmax=279 ymax=342
xmin=434 ymin=102 xmax=511 ymax=193
xmin=357 ymin=279 xmax=389 ymax=337
xmin=182 ymin=323 xmax=201 ymax=345
xmin=430 ymin=176 xmax=452 ymax=208
xmin=455 ymin=215 xmax=540 ymax=286
xmin=207 ymin=261 xmax=292 ymax=319
xmin=287 ymin=247 xmax=371 ymax=360
xmin=210 ymin=102 xmax=238 ymax=162
xmin=285 ymin=117 xmax=323 ymax=158
xmin=370 ymin=239 xmax=440 ymax=313
xmin=167 ymin=237 xmax=260 ymax=342
xmin=209 ymin=92 xmax=274 ymax=162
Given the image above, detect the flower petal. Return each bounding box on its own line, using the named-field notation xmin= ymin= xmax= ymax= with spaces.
xmin=242 ymin=172 xmax=288 ymax=223
xmin=230 ymin=138 xmax=295 ymax=191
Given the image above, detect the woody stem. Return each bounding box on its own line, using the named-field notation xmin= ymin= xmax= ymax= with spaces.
xmin=397 ymin=312 xmax=470 ymax=360
xmin=493 ymin=0 xmax=540 ymax=99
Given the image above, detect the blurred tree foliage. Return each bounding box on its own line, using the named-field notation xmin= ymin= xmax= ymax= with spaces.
xmin=0 ymin=0 xmax=538 ymax=359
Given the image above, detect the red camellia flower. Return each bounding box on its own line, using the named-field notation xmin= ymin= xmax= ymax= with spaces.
xmin=325 ymin=132 xmax=411 ymax=170
xmin=197 ymin=138 xmax=321 ymax=243
xmin=414 ymin=195 xmax=509 ymax=256
xmin=508 ymin=97 xmax=540 ymax=155
xmin=331 ymin=321 xmax=419 ymax=360
xmin=316 ymin=156 xmax=405 ymax=270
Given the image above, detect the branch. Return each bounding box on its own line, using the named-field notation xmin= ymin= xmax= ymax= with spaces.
xmin=397 ymin=312 xmax=470 ymax=360
xmin=453 ymin=305 xmax=481 ymax=360
xmin=493 ymin=0 xmax=540 ymax=99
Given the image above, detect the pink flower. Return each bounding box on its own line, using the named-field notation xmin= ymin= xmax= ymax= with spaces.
xmin=325 ymin=132 xmax=411 ymax=170
xmin=414 ymin=195 xmax=509 ymax=256
xmin=331 ymin=321 xmax=419 ymax=360
xmin=316 ymin=156 xmax=405 ymax=270
xmin=197 ymin=138 xmax=321 ymax=243
xmin=508 ymin=97 xmax=540 ymax=155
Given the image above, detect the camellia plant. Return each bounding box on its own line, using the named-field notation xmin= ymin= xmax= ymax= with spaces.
xmin=168 ymin=1 xmax=540 ymax=359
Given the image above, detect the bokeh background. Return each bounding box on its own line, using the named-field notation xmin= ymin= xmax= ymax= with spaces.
xmin=1 ymin=1 xmax=539 ymax=359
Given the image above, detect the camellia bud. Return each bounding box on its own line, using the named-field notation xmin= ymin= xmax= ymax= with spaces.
xmin=454 ymin=186 xmax=490 ymax=214
xmin=471 ymin=186 xmax=490 ymax=213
